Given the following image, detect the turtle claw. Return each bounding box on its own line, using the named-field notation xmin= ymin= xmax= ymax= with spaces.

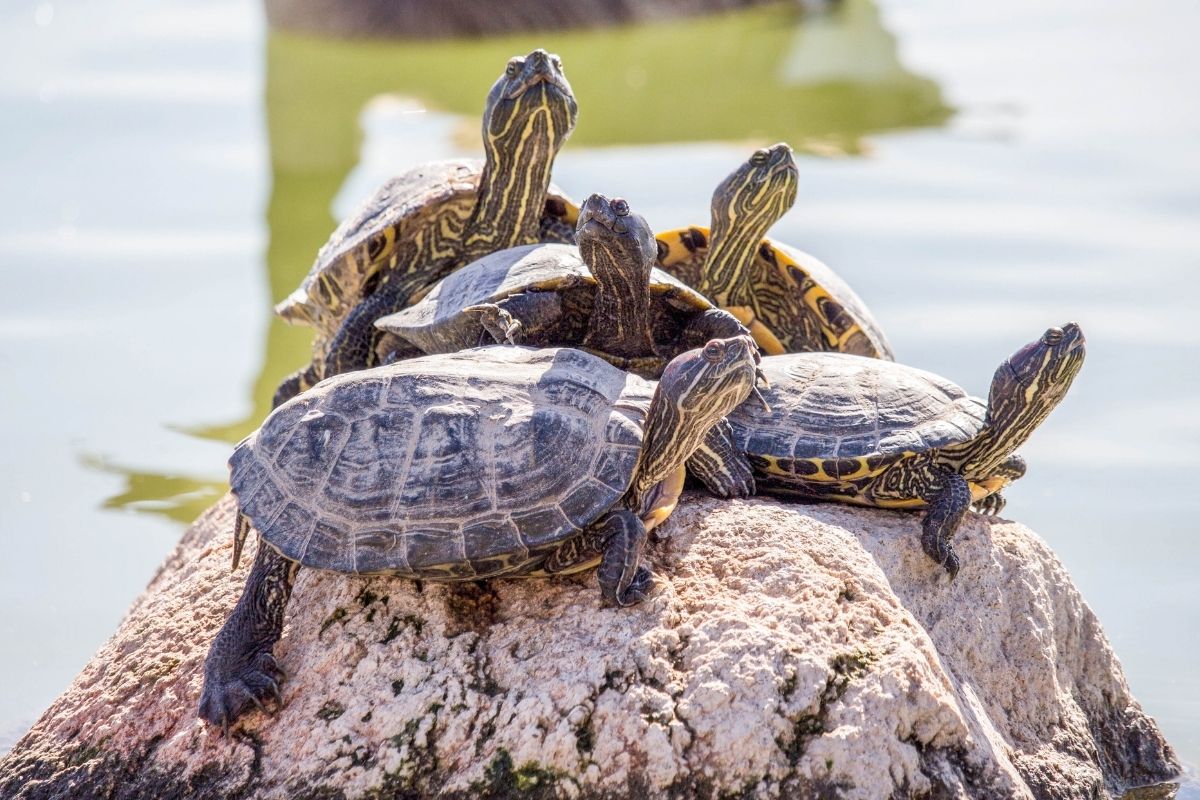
xmin=464 ymin=303 xmax=524 ymax=345
xmin=973 ymin=493 xmax=1006 ymax=517
xmin=920 ymin=529 xmax=960 ymax=581
xmin=617 ymin=566 xmax=656 ymax=606
xmin=198 ymin=653 xmax=287 ymax=730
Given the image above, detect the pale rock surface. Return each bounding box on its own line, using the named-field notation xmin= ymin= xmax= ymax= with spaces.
xmin=0 ymin=493 xmax=1177 ymax=799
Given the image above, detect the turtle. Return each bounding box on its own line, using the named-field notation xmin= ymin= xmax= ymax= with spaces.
xmin=197 ymin=336 xmax=761 ymax=731
xmin=655 ymin=143 xmax=894 ymax=359
xmin=372 ymin=193 xmax=750 ymax=379
xmin=689 ymin=323 xmax=1086 ymax=577
xmin=272 ymin=48 xmax=580 ymax=407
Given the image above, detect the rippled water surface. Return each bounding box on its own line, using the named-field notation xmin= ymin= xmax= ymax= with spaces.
xmin=1 ymin=0 xmax=1197 ymax=787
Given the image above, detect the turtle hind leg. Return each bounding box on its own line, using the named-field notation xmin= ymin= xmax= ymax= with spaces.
xmin=199 ymin=538 xmax=298 ymax=733
xmin=272 ymin=364 xmax=320 ymax=409
xmin=920 ymin=469 xmax=972 ymax=579
xmin=324 ymin=284 xmax=407 ymax=378
xmin=586 ymin=509 xmax=654 ymax=607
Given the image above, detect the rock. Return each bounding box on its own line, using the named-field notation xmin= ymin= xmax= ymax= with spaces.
xmin=264 ymin=0 xmax=787 ymax=40
xmin=0 ymin=493 xmax=1177 ymax=799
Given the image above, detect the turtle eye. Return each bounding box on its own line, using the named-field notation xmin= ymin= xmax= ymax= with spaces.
xmin=551 ymin=55 xmax=563 ymax=70
xmin=612 ymin=198 xmax=630 ymax=217
xmin=702 ymin=341 xmax=724 ymax=362
xmin=750 ymin=149 xmax=769 ymax=166
xmin=506 ymin=59 xmax=522 ymax=78
xmin=1043 ymin=327 xmax=1064 ymax=345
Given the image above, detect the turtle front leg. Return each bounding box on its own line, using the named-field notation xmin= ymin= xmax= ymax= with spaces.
xmin=993 ymin=453 xmax=1027 ymax=482
xmin=974 ymin=492 xmax=1006 ymax=516
xmin=272 ymin=364 xmax=320 ymax=409
xmin=324 ymin=284 xmax=407 ymax=378
xmin=464 ymin=291 xmax=563 ymax=346
xmin=588 ymin=509 xmax=654 ymax=607
xmin=199 ymin=537 xmax=298 ymax=733
xmin=687 ymin=419 xmax=755 ymax=499
xmin=971 ymin=454 xmax=1025 ymax=515
xmin=920 ymin=469 xmax=972 ymax=579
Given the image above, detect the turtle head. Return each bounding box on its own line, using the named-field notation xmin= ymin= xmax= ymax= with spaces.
xmin=704 ymin=144 xmax=799 ymax=301
xmin=576 ymin=194 xmax=657 ymax=275
xmin=482 ymin=49 xmax=578 ymax=163
xmin=710 ymin=143 xmax=798 ymax=237
xmin=973 ymin=322 xmax=1086 ymax=468
xmin=660 ymin=335 xmax=763 ymax=420
xmin=631 ymin=336 xmax=761 ymax=516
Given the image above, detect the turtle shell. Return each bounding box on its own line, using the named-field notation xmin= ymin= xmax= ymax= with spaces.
xmin=374 ymin=242 xmax=713 ymax=360
xmin=229 ymin=346 xmax=652 ymax=579
xmin=275 ymin=159 xmax=579 ymax=336
xmin=729 ymin=352 xmax=986 ymax=465
xmin=656 ymin=227 xmax=893 ymax=360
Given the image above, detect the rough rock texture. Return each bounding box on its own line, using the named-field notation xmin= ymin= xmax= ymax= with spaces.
xmin=264 ymin=0 xmax=783 ymax=40
xmin=0 ymin=494 xmax=1177 ymax=799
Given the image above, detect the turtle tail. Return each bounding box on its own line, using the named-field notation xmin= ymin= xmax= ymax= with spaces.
xmin=232 ymin=512 xmax=251 ymax=571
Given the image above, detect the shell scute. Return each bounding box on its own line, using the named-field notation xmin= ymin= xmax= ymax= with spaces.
xmin=511 ymin=504 xmax=577 ymax=548
xmin=271 ymin=503 xmax=318 ymax=557
xmin=318 ymin=417 xmax=409 ymax=521
xmin=406 ymin=525 xmax=467 ymax=575
xmin=304 ymin=519 xmax=354 ymax=573
xmin=352 ymin=530 xmax=405 ymax=575
xmin=270 ymin=411 xmax=350 ymax=495
xmin=239 ymin=474 xmax=288 ymax=532
xmin=835 ymin=435 xmax=883 ymax=459
xmin=558 ymin=479 xmax=611 ymax=530
xmin=462 ymin=517 xmax=527 ymax=562
xmin=593 ymin=448 xmax=635 ymax=493
xmin=399 ymin=406 xmax=492 ymax=517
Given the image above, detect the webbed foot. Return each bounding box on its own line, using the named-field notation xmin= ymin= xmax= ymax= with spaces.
xmin=614 ymin=565 xmax=655 ymax=606
xmin=592 ymin=509 xmax=654 ymax=607
xmin=464 ymin=303 xmax=523 ymax=345
xmin=199 ymin=539 xmax=297 ymax=733
xmin=198 ymin=650 xmax=286 ymax=734
xmin=974 ymin=492 xmax=1006 ymax=516
xmin=921 ymin=529 xmax=960 ymax=580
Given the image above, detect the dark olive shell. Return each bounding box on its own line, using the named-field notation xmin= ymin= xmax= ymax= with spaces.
xmin=230 ymin=346 xmax=653 ymax=578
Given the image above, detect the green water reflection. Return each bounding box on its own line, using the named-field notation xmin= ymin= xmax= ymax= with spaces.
xmin=82 ymin=455 xmax=227 ymax=527
xmin=125 ymin=0 xmax=949 ymax=520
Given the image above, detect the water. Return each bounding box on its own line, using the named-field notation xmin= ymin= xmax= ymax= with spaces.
xmin=0 ymin=0 xmax=1196 ymax=790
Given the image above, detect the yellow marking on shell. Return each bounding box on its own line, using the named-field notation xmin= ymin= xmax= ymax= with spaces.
xmin=657 ymin=225 xmax=869 ymax=355
xmin=788 ymin=258 xmax=866 ymax=351
xmin=318 ymin=273 xmax=342 ymax=314
xmin=654 ymin=227 xmax=707 ymax=266
xmin=526 ymin=554 xmax=602 ymax=578
xmin=834 ymin=458 xmax=885 ymax=481
xmin=642 ymin=465 xmax=687 ymax=534
xmin=559 ymin=200 xmax=579 ymax=226
xmin=871 ymin=497 xmax=928 ymax=509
